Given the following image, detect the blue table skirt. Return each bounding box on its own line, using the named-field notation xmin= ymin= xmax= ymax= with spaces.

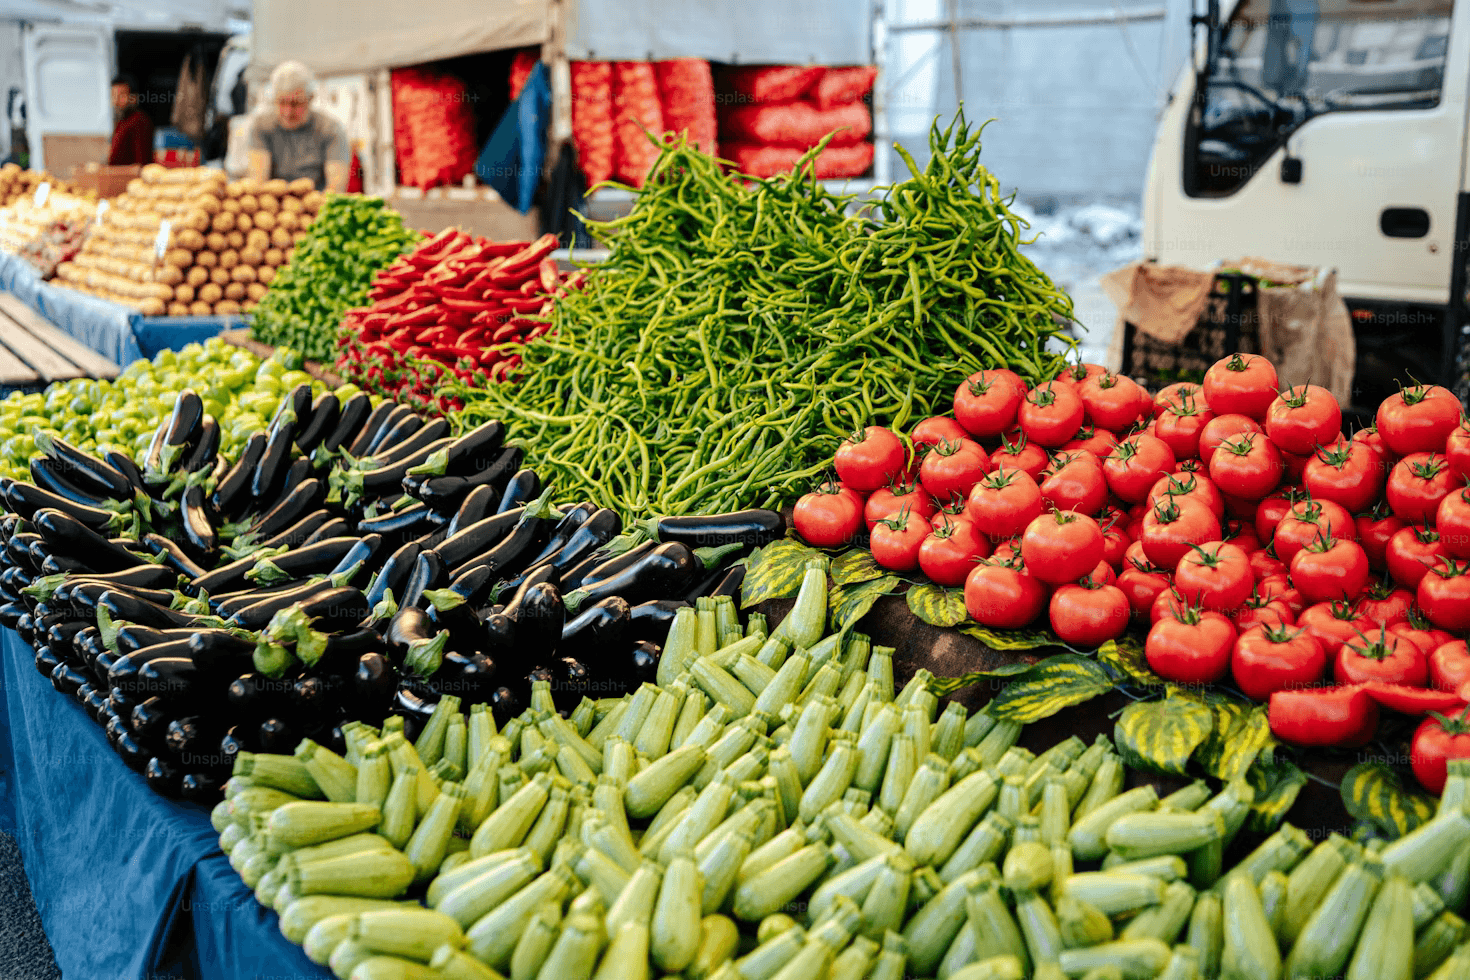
xmin=0 ymin=252 xmax=243 ymax=365
xmin=0 ymin=628 xmax=329 ymax=980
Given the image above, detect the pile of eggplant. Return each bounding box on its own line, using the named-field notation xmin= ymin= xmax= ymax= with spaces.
xmin=0 ymin=385 xmax=780 ymax=802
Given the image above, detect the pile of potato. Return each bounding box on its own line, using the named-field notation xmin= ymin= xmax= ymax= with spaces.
xmin=54 ymin=164 xmax=320 ymax=317
xmin=0 ymin=163 xmax=90 ymax=208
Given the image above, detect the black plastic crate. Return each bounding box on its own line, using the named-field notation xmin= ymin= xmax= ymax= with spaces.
xmin=1120 ymin=271 xmax=1259 ymax=393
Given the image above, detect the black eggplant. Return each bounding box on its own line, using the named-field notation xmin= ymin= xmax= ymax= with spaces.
xmin=294 ymin=393 xmax=340 ymax=453
xmin=701 ymin=563 xmax=746 ymax=602
xmin=33 ymin=645 xmax=60 ymax=679
xmin=130 ymin=697 xmax=172 ymax=750
xmin=215 ymin=578 xmax=318 ymax=619
xmin=103 ymin=450 xmax=149 ymax=499
xmin=211 ymin=430 xmax=267 ymax=516
xmin=47 ymin=619 xmax=91 ymax=663
xmin=559 ymin=596 xmax=631 ymax=669
xmin=98 ymin=591 xmax=200 ymax=630
xmin=507 ymin=507 xmax=622 ymax=593
xmin=58 ymin=563 xmax=179 ymax=593
xmin=250 ymin=422 xmax=295 ymax=503
xmin=354 ymin=433 xmax=454 ymax=498
xmin=255 ymin=510 xmax=334 ymax=551
xmin=373 ymin=418 xmax=454 ymax=467
xmin=270 ymin=383 xmax=314 ymax=439
xmin=522 ymin=502 xmax=597 ymax=569
xmin=180 ymin=772 xmax=227 ymax=801
xmin=630 ymin=641 xmax=662 ymax=685
xmin=33 ymin=509 xmax=146 ymax=571
xmin=180 ymin=483 xmax=218 ymax=556
xmin=445 ymin=485 xmax=500 ymax=537
xmin=294 ymin=586 xmax=372 ymax=632
xmin=550 ymin=657 xmax=592 ymax=710
xmin=496 ymin=468 xmax=541 ymax=515
xmin=302 ymin=518 xmax=354 ymax=546
xmin=410 ymin=420 xmax=506 ymax=478
xmin=186 ymin=630 xmax=257 ymax=675
xmin=82 ymin=686 xmax=110 ymax=724
xmin=0 ymin=480 xmax=126 ymax=531
xmin=489 ymin=685 xmax=522 ymax=726
xmin=353 ymin=652 xmax=397 ymax=722
xmin=290 ymin=675 xmax=341 ymax=717
xmin=434 ymin=651 xmax=498 ymax=704
xmin=6 ymin=532 xmax=40 ymax=573
xmin=364 ymin=541 xmax=422 ymax=608
xmin=366 ymin=410 xmax=424 ymax=458
xmin=228 ymin=673 xmax=293 ymax=720
xmin=504 ymin=582 xmax=564 ymax=663
xmin=627 ymin=599 xmax=690 ymax=644
xmin=34 ymin=432 xmax=133 ymax=501
xmin=145 ymin=756 xmax=184 ymax=797
xmin=245 ymin=479 xmax=326 ymax=543
xmin=386 ymin=606 xmax=448 ymax=676
xmin=31 ymin=457 xmax=111 ymax=509
xmin=313 ymin=628 xmax=386 ymax=677
xmin=182 ymin=416 xmax=220 ymax=473
xmin=114 ymin=731 xmax=150 ymax=773
xmin=352 ymin=402 xmax=411 ymax=457
xmin=107 ymin=686 xmax=136 ymax=720
xmin=164 ymin=389 xmax=205 ymax=450
xmin=257 ymin=717 xmax=299 ymax=754
xmin=142 ymin=533 xmax=210 ymax=580
xmin=648 ymin=509 xmax=785 ymax=549
xmin=107 ymin=637 xmax=194 ymax=685
xmin=400 ymin=550 xmax=447 ymax=610
xmin=319 ymin=392 xmax=370 ymax=455
xmin=249 ymin=537 xmax=361 ymax=585
xmin=576 ymin=540 xmax=657 ymax=591
xmin=406 ymin=445 xmax=525 ymax=510
xmin=259 ymin=458 xmax=313 ymax=516
xmin=437 ymin=507 xmax=534 ymax=577
xmin=217 ymin=726 xmax=256 ymax=767
xmin=115 ymin=625 xmax=192 ymax=653
xmin=358 ymin=501 xmax=443 ymax=541
xmin=328 ymin=533 xmax=382 ymax=579
xmin=566 ymin=542 xmax=700 ymax=614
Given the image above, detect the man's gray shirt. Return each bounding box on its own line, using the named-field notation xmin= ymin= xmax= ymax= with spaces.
xmin=247 ymin=108 xmax=349 ymax=190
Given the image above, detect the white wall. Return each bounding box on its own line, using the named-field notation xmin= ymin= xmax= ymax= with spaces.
xmin=0 ymin=20 xmax=23 ymax=160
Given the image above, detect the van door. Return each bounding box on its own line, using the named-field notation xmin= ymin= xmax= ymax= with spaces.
xmin=23 ymin=24 xmax=112 ymax=173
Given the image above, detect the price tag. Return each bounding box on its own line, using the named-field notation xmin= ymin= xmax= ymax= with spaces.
xmin=153 ymin=219 xmax=172 ymax=261
xmin=95 ymin=199 xmax=110 ymax=222
xmin=32 ymin=182 xmax=50 ymax=209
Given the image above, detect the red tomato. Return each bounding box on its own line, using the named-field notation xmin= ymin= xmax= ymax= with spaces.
xmin=1083 ymin=560 xmax=1117 ymax=587
xmin=1376 ymin=383 xmax=1462 ymax=456
xmin=930 ymin=494 xmax=969 ymax=532
xmin=1410 ymin=707 xmax=1470 ymax=794
xmin=966 ymin=467 xmax=1044 ymax=540
xmin=1020 ymin=510 xmax=1105 ymax=586
xmin=1265 ymin=384 xmax=1342 ymax=455
xmin=1049 ymin=582 xmax=1130 ymax=647
xmin=1139 ymin=497 xmax=1223 ymax=570
xmin=953 ymin=370 xmax=1027 ymax=440
xmin=1446 ymin=416 xmax=1470 ymax=482
xmin=964 ymin=559 xmax=1047 ymax=629
xmin=1155 ymin=397 xmax=1216 ymax=462
xmin=1336 ymin=627 xmax=1429 ymax=687
xmin=1301 ymin=438 xmax=1384 ymax=515
xmin=835 ymin=426 xmax=908 ymax=493
xmin=1234 ymin=593 xmax=1295 ymax=632
xmin=793 ymin=485 xmax=866 ymax=549
xmin=910 ymin=416 xmax=970 ymax=454
xmin=1386 ymin=523 xmax=1448 ymax=590
xmin=1100 ymin=519 xmax=1131 ymax=571
xmin=1054 ymin=362 xmax=1108 ymax=389
xmin=1061 ymin=425 xmax=1120 ymax=460
xmin=1356 ymin=581 xmax=1414 ymax=627
xmin=1232 ymin=623 xmax=1327 ymax=701
xmin=1018 ymin=382 xmax=1086 ymax=449
xmin=1199 ymin=414 xmax=1263 ymax=468
xmin=1430 ymin=640 xmax=1470 ymax=692
xmin=1209 ymin=432 xmax=1283 ymax=501
xmin=1146 ymin=472 xmax=1225 ymax=520
xmin=869 ymin=509 xmax=931 ymax=572
xmin=1298 ymin=600 xmax=1374 ymax=660
xmin=1224 ymin=520 xmax=1262 ymax=554
xmin=1204 ymin=353 xmax=1278 ymax=421
xmin=1386 ymin=452 xmax=1456 ymax=524
xmin=1174 ymin=541 xmax=1252 ymax=612
xmin=1147 ymin=607 xmax=1236 ymax=684
xmin=1103 ymin=433 xmax=1177 ymax=504
xmin=1351 ymin=425 xmax=1393 ymax=466
xmin=990 ymin=538 xmax=1020 ymax=564
xmin=1118 ymin=564 xmax=1171 ymax=621
xmin=919 ymin=438 xmax=990 ymax=504
xmin=991 ymin=431 xmax=1050 ymax=481
xmin=1357 ymin=503 xmax=1406 ymax=572
xmin=864 ymin=479 xmax=936 ymax=531
xmin=919 ymin=519 xmax=992 ymax=587
xmin=1439 ymin=487 xmax=1470 ymax=560
xmin=1274 ymin=498 xmax=1357 ymax=563
xmin=1418 ymin=558 xmax=1470 ymax=632
xmin=1078 ymin=372 xmax=1148 ymax=433
xmin=1249 ymin=549 xmax=1287 ymax=582
xmin=1393 ymin=613 xmax=1457 ymax=659
xmin=1259 ymin=577 xmax=1306 ymax=618
xmin=1039 ymin=451 xmax=1108 ymax=516
xmin=1153 ymin=381 xmax=1206 ymax=420
xmin=1290 ymin=534 xmax=1370 ymax=604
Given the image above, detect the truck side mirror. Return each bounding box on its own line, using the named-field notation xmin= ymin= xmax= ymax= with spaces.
xmin=1281 ymin=154 xmax=1303 ymax=184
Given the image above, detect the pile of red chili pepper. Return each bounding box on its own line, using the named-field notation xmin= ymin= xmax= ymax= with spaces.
xmin=793 ymin=350 xmax=1470 ymax=792
xmin=334 ymin=229 xmax=579 ymax=412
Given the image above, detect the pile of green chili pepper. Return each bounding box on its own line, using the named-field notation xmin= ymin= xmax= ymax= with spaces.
xmin=250 ymin=194 xmax=421 ymax=362
xmin=451 ymin=112 xmax=1076 ymax=518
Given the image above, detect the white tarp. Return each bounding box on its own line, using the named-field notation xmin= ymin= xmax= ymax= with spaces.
xmin=564 ymin=0 xmax=870 ymax=64
xmin=251 ymin=0 xmax=549 ymax=76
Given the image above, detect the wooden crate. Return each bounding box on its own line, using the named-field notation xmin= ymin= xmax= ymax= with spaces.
xmin=0 ymin=294 xmax=121 ymax=389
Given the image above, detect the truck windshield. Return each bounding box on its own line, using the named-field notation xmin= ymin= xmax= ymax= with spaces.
xmin=1185 ymin=0 xmax=1452 ymax=196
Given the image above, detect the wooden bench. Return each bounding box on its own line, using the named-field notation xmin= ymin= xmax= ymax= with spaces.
xmin=0 ymin=293 xmax=122 ymax=388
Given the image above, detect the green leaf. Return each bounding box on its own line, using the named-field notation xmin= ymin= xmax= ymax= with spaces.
xmin=828 ymin=576 xmax=901 ymax=632
xmin=928 ymin=660 xmax=1035 ymax=697
xmin=986 ymin=654 xmax=1117 ymax=724
xmin=1114 ymin=692 xmax=1215 ymax=777
xmin=1341 ymin=761 xmax=1437 ymax=840
xmin=1096 ymin=637 xmax=1165 ymax=688
xmin=906 ymin=584 xmax=968 ymax=629
xmin=956 ymin=623 xmax=1062 ymax=652
xmin=831 ymin=549 xmax=886 ymax=586
xmin=1195 ymin=701 xmax=1274 ymax=783
xmin=1245 ymin=747 xmax=1309 ymax=833
xmin=739 ymin=538 xmax=823 ymax=608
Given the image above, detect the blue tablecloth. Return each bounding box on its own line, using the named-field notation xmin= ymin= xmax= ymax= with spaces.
xmin=0 ymin=628 xmax=330 ymax=980
xmin=0 ymin=252 xmax=242 ymax=365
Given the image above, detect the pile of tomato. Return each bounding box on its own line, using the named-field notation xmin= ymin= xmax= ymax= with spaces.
xmin=792 ymin=353 xmax=1470 ymax=794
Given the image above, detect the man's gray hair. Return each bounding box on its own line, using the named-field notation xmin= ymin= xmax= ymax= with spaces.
xmin=269 ymin=60 xmax=317 ymax=99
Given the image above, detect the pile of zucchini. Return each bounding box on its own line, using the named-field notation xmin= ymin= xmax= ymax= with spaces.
xmin=0 ymin=386 xmax=764 ymax=801
xmin=211 ymin=564 xmax=1470 ymax=980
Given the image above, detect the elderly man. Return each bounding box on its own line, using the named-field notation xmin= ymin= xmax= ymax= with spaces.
xmin=246 ymin=61 xmax=350 ymax=192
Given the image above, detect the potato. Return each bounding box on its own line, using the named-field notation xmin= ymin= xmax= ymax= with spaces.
xmin=239 ymin=177 xmax=263 ymax=196
xmin=263 ymin=248 xmax=284 ymax=267
xmin=155 ymin=265 xmax=184 ymax=287
xmin=246 ymin=282 xmax=267 ymax=301
xmin=186 ymin=209 xmax=211 ymax=232
xmin=151 ymin=283 xmax=175 ymax=301
xmin=165 ymin=248 xmax=193 ymax=269
xmin=247 ymin=229 xmax=271 ymax=251
xmin=176 ymin=228 xmax=205 ymax=252
xmin=211 ymin=211 xmax=236 ymax=232
xmin=221 ymin=198 xmax=241 ymax=214
xmin=297 ymin=212 xmax=314 ymax=230
xmin=195 ymin=250 xmax=218 ymax=269
xmin=230 ymin=264 xmax=256 ymax=284
xmin=252 ymin=210 xmax=277 ymax=232
xmin=239 ymin=246 xmax=264 ymax=266
xmin=225 ymin=181 xmax=243 ymax=198
xmin=190 ymin=301 xmax=213 ymax=316
xmin=271 ymin=228 xmax=293 ymax=249
xmin=174 ymin=284 xmax=195 ymax=303
xmin=228 ymin=231 xmax=246 ymax=250
xmin=126 ymin=178 xmax=145 ymax=196
xmin=256 ymin=193 xmax=279 ymax=214
xmin=291 ymin=231 xmax=306 ymax=245
xmin=263 ymin=178 xmax=289 ymax=196
xmin=287 ymin=177 xmax=314 ymax=196
xmin=205 ymin=231 xmax=227 ymax=253
xmin=139 ymin=297 xmax=166 ymax=317
xmin=218 ymin=249 xmax=239 ymax=269
xmin=301 ymin=191 xmax=324 ymax=213
xmin=236 ymin=193 xmax=258 ymax=214
xmin=186 ymin=266 xmax=210 ymax=287
xmin=280 ymin=195 xmax=304 ymax=214
xmin=210 ymin=266 xmax=231 ymax=286
xmin=284 ymin=247 xmax=295 ymax=262
xmin=274 ymin=211 xmax=299 ymax=232
xmin=198 ymin=283 xmax=223 ymax=304
xmin=232 ymin=213 xmax=251 ymax=234
xmin=241 ymin=299 xmax=257 ymax=313
xmin=224 ymin=282 xmax=246 ymax=301
xmin=167 ymin=302 xmax=190 ymax=317
xmin=257 ymin=265 xmax=276 ymax=285
xmin=198 ymin=194 xmax=222 ymax=215
xmin=215 ymin=299 xmax=241 ymax=316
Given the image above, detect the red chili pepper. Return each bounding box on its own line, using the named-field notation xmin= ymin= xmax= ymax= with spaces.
xmin=1269 ymin=684 xmax=1379 ymax=747
xmin=1363 ymin=681 xmax=1466 ymax=716
xmin=458 ymin=326 xmax=488 ymax=345
xmin=524 ymin=322 xmax=552 ymax=341
xmin=418 ymin=326 xmax=457 ymax=347
xmin=373 ymin=290 xmax=419 ymax=313
xmin=436 ymin=287 xmax=478 ymax=302
xmin=482 ymin=287 xmax=527 ymax=302
xmin=517 ymin=278 xmax=542 ymax=297
xmin=482 ymin=240 xmax=529 ymax=258
xmin=408 ymin=228 xmax=469 ymax=267
xmin=390 ymin=306 xmax=442 ymax=328
xmin=538 ymin=257 xmax=560 ymax=294
xmin=489 ymin=322 xmax=523 ymax=344
xmin=470 ymin=308 xmax=510 ymax=326
xmin=440 ymin=296 xmax=496 ymax=313
xmin=495 ymin=233 xmax=559 ymax=277
xmin=361 ymin=313 xmax=394 ymax=330
xmin=506 ymin=295 xmax=549 ymax=313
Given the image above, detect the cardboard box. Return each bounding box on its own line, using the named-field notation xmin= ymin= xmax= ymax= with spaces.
xmin=41 ymin=134 xmax=110 ymax=178
xmin=69 ymin=163 xmax=142 ymax=199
